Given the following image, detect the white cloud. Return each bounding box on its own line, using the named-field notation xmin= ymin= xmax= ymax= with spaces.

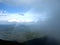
xmin=0 ymin=10 xmax=39 ymax=23
xmin=0 ymin=0 xmax=59 ymax=22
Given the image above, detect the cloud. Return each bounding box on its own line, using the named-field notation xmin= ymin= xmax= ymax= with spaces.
xmin=0 ymin=0 xmax=59 ymax=14
xmin=0 ymin=0 xmax=35 ymax=7
xmin=0 ymin=10 xmax=40 ymax=23
xmin=0 ymin=0 xmax=60 ymax=7
xmin=0 ymin=0 xmax=60 ymax=24
xmin=0 ymin=0 xmax=60 ymax=42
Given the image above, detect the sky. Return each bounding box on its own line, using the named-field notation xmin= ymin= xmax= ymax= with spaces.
xmin=0 ymin=0 xmax=50 ymax=23
xmin=0 ymin=0 xmax=60 ymax=42
xmin=0 ymin=0 xmax=60 ymax=34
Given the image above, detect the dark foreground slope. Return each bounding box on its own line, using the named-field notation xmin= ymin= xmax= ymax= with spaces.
xmin=23 ymin=36 xmax=59 ymax=45
xmin=0 ymin=36 xmax=59 ymax=45
xmin=0 ymin=39 xmax=25 ymax=45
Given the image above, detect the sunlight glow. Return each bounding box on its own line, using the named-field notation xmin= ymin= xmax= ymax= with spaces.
xmin=0 ymin=11 xmax=47 ymax=23
xmin=8 ymin=19 xmax=20 ymax=22
xmin=7 ymin=12 xmax=37 ymax=23
xmin=8 ymin=19 xmax=33 ymax=23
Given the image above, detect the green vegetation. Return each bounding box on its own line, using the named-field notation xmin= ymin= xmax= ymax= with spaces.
xmin=0 ymin=25 xmax=43 ymax=42
xmin=24 ymin=31 xmax=41 ymax=40
xmin=0 ymin=26 xmax=15 ymax=40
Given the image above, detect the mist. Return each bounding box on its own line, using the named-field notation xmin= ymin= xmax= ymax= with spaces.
xmin=0 ymin=0 xmax=60 ymax=43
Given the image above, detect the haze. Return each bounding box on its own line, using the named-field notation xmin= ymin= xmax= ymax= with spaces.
xmin=0 ymin=0 xmax=60 ymax=42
